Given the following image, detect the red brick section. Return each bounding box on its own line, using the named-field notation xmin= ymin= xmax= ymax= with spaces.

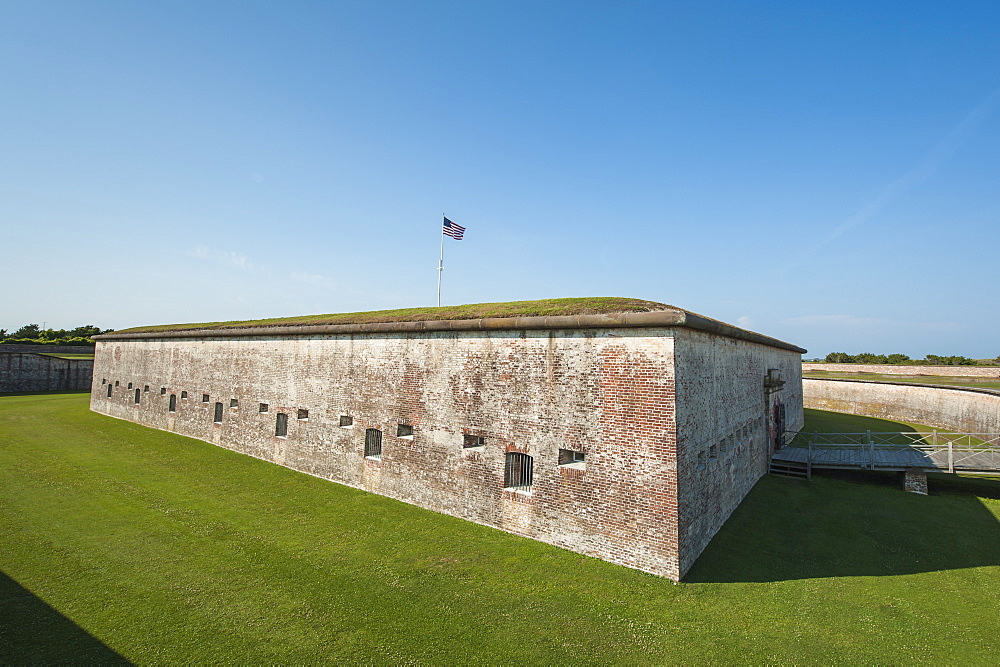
xmin=596 ymin=344 xmax=679 ymax=579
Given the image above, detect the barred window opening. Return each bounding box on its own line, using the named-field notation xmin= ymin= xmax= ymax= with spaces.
xmin=504 ymin=452 xmax=533 ymax=492
xmin=275 ymin=413 xmax=288 ymax=437
xmin=134 ymin=389 xmax=140 ymax=404
xmin=339 ymin=415 xmax=353 ymax=427
xmin=169 ymin=394 xmax=177 ymax=412
xmin=214 ymin=402 xmax=224 ymax=423
xmin=365 ymin=428 xmax=383 ymax=459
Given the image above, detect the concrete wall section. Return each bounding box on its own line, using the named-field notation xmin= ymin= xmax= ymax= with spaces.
xmin=91 ymin=328 xmax=682 ymax=579
xmin=1 ymin=353 xmax=94 ymax=392
xmin=803 ymin=378 xmax=1000 ymax=434
xmin=672 ymin=330 xmax=804 ymax=577
xmin=803 ymin=363 xmax=1000 ymax=378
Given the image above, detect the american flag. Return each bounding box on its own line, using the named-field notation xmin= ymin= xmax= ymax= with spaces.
xmin=442 ymin=217 xmax=465 ymax=240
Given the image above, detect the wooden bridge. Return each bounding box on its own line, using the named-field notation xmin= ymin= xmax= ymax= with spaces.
xmin=769 ymin=431 xmax=1000 ymax=480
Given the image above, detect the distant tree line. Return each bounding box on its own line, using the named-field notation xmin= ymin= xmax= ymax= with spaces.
xmin=822 ymin=352 xmax=999 ymax=366
xmin=0 ymin=324 xmax=113 ymax=347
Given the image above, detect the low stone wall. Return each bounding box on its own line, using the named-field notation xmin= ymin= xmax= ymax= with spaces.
xmin=0 ymin=353 xmax=94 ymax=392
xmin=803 ymin=363 xmax=1000 ymax=378
xmin=803 ymin=378 xmax=1000 ymax=434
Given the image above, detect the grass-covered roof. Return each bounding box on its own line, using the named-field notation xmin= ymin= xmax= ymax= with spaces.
xmin=114 ymin=297 xmax=676 ymax=334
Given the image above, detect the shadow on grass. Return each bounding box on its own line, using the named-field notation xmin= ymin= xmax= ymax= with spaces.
xmin=0 ymin=571 xmax=129 ymax=664
xmin=685 ymin=471 xmax=1000 ymax=583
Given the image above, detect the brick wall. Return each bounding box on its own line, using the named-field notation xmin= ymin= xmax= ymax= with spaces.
xmin=673 ymin=330 xmax=804 ymax=577
xmin=90 ymin=324 xmax=803 ymax=580
xmin=91 ymin=328 xmax=684 ymax=579
xmin=0 ymin=353 xmax=94 ymax=392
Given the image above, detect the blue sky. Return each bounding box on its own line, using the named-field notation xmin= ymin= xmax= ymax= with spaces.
xmin=3 ymin=0 xmax=998 ymax=358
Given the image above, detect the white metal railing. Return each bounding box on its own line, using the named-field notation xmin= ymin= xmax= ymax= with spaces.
xmin=782 ymin=430 xmax=1000 ymax=473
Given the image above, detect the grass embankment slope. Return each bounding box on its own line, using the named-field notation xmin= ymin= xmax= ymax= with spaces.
xmin=36 ymin=353 xmax=94 ymax=360
xmin=1 ymin=396 xmax=998 ymax=663
xmin=112 ymin=297 xmax=673 ymax=334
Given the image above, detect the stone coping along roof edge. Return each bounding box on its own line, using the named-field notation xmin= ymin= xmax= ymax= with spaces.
xmin=95 ymin=310 xmax=807 ymax=353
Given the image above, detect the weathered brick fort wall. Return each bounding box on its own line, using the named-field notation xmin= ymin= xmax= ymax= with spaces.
xmin=674 ymin=330 xmax=803 ymax=575
xmin=803 ymin=363 xmax=1000 ymax=377
xmin=91 ymin=313 xmax=803 ymax=580
xmin=804 ymin=378 xmax=1000 ymax=434
xmin=0 ymin=352 xmax=94 ymax=392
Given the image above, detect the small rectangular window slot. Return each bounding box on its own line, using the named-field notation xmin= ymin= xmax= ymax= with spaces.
xmin=169 ymin=394 xmax=177 ymax=412
xmin=115 ymin=381 xmax=119 ymax=387
xmin=143 ymin=385 xmax=149 ymax=393
xmin=128 ymin=382 xmax=133 ymax=389
xmin=134 ymin=389 xmax=141 ymax=404
xmin=463 ymin=434 xmax=485 ymax=449
xmin=160 ymin=387 xmax=166 ymax=395
xmin=397 ymin=424 xmax=413 ymax=438
xmin=202 ymin=394 xmax=210 ymax=403
xmin=558 ymin=448 xmax=586 ymax=469
xmin=259 ymin=403 xmax=269 ymax=413
xmin=339 ymin=415 xmax=353 ymax=427
xmin=297 ymin=409 xmax=309 ymax=420
xmin=106 ymin=384 xmax=112 ymax=398
xmin=102 ymin=378 xmax=106 ymax=384
xmin=214 ymin=402 xmax=224 ymax=423
xmin=230 ymin=398 xmax=238 ymax=409
xmin=181 ymin=391 xmax=188 ymax=399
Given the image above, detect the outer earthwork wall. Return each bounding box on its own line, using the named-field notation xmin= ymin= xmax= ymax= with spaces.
xmin=803 ymin=363 xmax=1000 ymax=378
xmin=0 ymin=353 xmax=94 ymax=393
xmin=803 ymin=378 xmax=1000 ymax=434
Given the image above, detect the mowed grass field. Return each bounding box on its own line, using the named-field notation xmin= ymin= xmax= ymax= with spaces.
xmin=1 ymin=395 xmax=998 ymax=663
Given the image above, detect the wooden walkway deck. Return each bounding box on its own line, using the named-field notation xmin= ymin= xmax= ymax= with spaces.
xmin=773 ymin=433 xmax=1000 ymax=475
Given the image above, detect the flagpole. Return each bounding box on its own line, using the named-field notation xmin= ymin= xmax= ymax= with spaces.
xmin=437 ymin=214 xmax=445 ymax=307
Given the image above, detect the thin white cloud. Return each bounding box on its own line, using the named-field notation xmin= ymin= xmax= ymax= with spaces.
xmin=736 ymin=315 xmax=753 ymax=329
xmin=789 ymin=86 xmax=1000 ymax=268
xmin=186 ymin=245 xmax=258 ymax=271
xmin=782 ymin=314 xmax=963 ymax=333
xmin=290 ymin=271 xmax=337 ymax=288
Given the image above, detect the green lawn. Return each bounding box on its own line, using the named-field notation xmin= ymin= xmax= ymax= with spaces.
xmin=1 ymin=395 xmax=997 ymax=663
xmin=115 ymin=297 xmax=672 ymax=334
